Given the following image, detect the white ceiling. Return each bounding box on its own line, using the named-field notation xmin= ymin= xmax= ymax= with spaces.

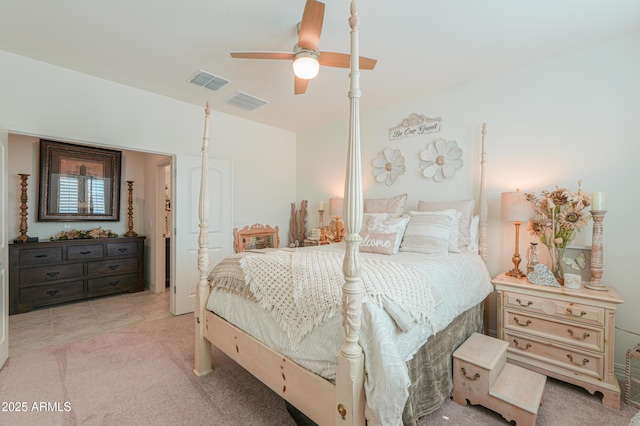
xmin=1 ymin=1 xmax=639 ymax=133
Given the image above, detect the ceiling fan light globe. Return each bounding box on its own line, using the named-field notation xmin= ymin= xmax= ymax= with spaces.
xmin=293 ymin=55 xmax=319 ymax=80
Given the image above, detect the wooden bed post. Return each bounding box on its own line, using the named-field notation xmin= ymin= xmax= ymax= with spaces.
xmin=194 ymin=101 xmax=213 ymax=377
xmin=478 ymin=123 xmax=488 ymax=263
xmin=335 ymin=1 xmax=366 ymax=424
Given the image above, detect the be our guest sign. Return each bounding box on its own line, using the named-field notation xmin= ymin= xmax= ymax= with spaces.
xmin=389 ymin=113 xmax=441 ymax=141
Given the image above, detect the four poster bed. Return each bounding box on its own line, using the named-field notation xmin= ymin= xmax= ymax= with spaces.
xmin=193 ymin=3 xmax=492 ymax=425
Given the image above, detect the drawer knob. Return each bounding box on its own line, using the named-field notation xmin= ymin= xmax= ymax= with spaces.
xmin=513 ymin=316 xmax=532 ymax=327
xmin=566 ymin=307 xmax=587 ymax=317
xmin=567 ymin=354 xmax=589 ymax=366
xmin=46 ymin=271 xmax=59 ymax=278
xmin=46 ymin=290 xmax=59 ymax=297
xmin=460 ymin=367 xmax=480 ymax=381
xmin=513 ymin=339 xmax=532 ymax=350
xmin=567 ymin=329 xmax=590 ymax=340
xmin=515 ymin=298 xmax=532 ymax=307
xmin=108 ymin=265 xmax=120 ymax=271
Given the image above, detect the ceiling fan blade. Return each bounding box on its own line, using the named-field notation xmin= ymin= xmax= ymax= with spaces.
xmin=294 ymin=77 xmax=310 ymax=95
xmin=298 ymin=0 xmax=325 ymax=52
xmin=318 ymin=51 xmax=378 ymax=70
xmin=230 ymin=51 xmax=295 ymax=60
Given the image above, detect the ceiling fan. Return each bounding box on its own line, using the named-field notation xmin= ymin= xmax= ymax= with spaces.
xmin=230 ymin=0 xmax=377 ymax=95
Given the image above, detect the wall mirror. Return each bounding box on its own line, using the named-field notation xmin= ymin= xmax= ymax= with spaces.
xmin=38 ymin=140 xmax=122 ymax=221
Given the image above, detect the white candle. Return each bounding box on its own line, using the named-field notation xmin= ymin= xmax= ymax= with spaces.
xmin=319 ymin=201 xmax=325 ymax=211
xmin=591 ymin=192 xmax=605 ymax=211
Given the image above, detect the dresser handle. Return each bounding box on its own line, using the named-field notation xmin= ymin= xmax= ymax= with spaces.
xmin=513 ymin=339 xmax=531 ymax=350
xmin=108 ymin=265 xmax=119 ymax=270
xmin=567 ymin=354 xmax=589 ymax=366
xmin=515 ymin=298 xmax=532 ymax=307
xmin=513 ymin=316 xmax=532 ymax=326
xmin=46 ymin=290 xmax=59 ymax=297
xmin=567 ymin=329 xmax=590 ymax=340
xmin=461 ymin=367 xmax=480 ymax=381
xmin=566 ymin=307 xmax=587 ymax=317
xmin=118 ymin=248 xmax=128 ymax=253
xmin=109 ymin=281 xmax=120 ymax=287
xmin=80 ymin=251 xmax=92 ymax=255
xmin=46 ymin=271 xmax=59 ymax=278
xmin=35 ymin=254 xmax=48 ymax=258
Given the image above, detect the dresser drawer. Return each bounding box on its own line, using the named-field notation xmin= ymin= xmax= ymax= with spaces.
xmin=88 ymin=257 xmax=138 ymax=276
xmin=504 ymin=309 xmax=604 ymax=352
xmin=107 ymin=242 xmax=138 ymax=257
xmin=67 ymin=244 xmax=104 ymax=260
xmin=19 ymin=263 xmax=84 ymax=286
xmin=19 ymin=280 xmax=84 ymax=308
xmin=503 ymin=290 xmax=605 ymax=326
xmin=504 ymin=331 xmax=604 ymax=380
xmin=19 ymin=247 xmax=62 ymax=266
xmin=87 ymin=273 xmax=139 ymax=297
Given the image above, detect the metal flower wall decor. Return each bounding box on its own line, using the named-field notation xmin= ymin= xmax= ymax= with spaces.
xmin=419 ymin=139 xmax=463 ymax=183
xmin=373 ymin=148 xmax=406 ymax=186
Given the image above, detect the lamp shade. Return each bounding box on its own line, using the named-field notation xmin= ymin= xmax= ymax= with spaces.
xmin=329 ymin=197 xmax=344 ymax=217
xmin=501 ymin=191 xmax=533 ymax=222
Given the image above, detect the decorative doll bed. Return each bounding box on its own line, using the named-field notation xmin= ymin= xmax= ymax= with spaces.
xmin=193 ymin=2 xmax=491 ymax=425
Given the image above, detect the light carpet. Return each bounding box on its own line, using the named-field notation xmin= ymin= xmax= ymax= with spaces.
xmin=1 ymin=313 xmax=638 ymax=425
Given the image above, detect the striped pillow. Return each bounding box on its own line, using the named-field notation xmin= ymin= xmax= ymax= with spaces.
xmin=399 ymin=210 xmax=457 ymax=254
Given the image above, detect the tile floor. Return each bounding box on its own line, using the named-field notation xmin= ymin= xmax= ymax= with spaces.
xmin=8 ymin=290 xmax=171 ymax=357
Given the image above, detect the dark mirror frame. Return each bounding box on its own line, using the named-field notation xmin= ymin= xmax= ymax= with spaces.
xmin=38 ymin=140 xmax=122 ymax=221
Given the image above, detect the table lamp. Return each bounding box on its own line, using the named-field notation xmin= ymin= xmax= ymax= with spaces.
xmin=502 ymin=190 xmax=533 ymax=278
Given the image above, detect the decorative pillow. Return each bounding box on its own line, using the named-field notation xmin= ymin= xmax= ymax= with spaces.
xmin=417 ymin=198 xmax=476 ymax=250
xmin=360 ymin=232 xmax=397 ymax=255
xmin=468 ymin=215 xmax=480 ymax=253
xmin=359 ymin=213 xmax=390 ymax=235
xmin=399 ymin=210 xmax=457 ymax=255
xmin=363 ymin=193 xmax=408 ymax=215
xmin=360 ymin=214 xmax=410 ymax=255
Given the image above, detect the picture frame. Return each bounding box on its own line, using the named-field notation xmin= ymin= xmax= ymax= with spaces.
xmin=38 ymin=140 xmax=122 ymax=221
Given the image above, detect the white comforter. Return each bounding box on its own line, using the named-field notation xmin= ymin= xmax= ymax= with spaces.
xmin=207 ymin=243 xmax=493 ymax=425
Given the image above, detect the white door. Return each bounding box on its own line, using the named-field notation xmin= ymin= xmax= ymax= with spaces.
xmin=0 ymin=125 xmax=8 ymax=367
xmin=172 ymin=155 xmax=232 ymax=315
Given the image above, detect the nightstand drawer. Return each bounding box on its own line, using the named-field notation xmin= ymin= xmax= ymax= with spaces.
xmin=503 ymin=290 xmax=605 ymax=326
xmin=504 ymin=309 xmax=603 ymax=352
xmin=504 ymin=331 xmax=603 ymax=380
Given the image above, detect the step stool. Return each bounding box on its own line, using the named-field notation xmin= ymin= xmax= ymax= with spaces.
xmin=452 ymin=333 xmax=546 ymax=425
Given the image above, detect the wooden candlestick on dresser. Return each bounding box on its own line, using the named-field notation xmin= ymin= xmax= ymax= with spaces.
xmin=15 ymin=173 xmax=31 ymax=243
xmin=585 ymin=210 xmax=607 ymax=290
xmin=124 ymin=180 xmax=137 ymax=237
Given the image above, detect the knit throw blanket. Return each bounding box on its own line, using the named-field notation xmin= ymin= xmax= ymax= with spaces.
xmin=213 ymin=250 xmax=436 ymax=348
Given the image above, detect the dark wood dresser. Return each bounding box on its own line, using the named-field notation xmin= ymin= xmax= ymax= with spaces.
xmin=9 ymin=236 xmax=145 ymax=314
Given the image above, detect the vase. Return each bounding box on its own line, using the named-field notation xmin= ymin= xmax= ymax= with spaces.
xmin=547 ymin=245 xmax=565 ymax=283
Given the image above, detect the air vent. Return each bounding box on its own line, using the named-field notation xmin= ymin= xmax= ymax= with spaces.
xmin=223 ymin=91 xmax=268 ymax=111
xmin=189 ymin=70 xmax=230 ymax=91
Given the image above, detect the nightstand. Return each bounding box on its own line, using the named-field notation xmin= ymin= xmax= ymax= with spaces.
xmin=492 ymin=272 xmax=624 ymax=409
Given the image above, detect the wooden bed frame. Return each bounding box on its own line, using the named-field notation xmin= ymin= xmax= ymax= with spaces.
xmin=193 ymin=2 xmax=489 ymax=424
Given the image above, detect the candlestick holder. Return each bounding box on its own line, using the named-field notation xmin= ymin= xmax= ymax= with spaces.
xmin=14 ymin=174 xmax=33 ymax=243
xmin=124 ymin=181 xmax=138 ymax=237
xmin=585 ymin=210 xmax=607 ymax=291
xmin=319 ymin=209 xmax=326 ymax=242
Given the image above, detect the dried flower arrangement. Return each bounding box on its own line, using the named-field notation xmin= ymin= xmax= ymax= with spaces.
xmin=50 ymin=226 xmax=118 ymax=240
xmin=525 ymin=181 xmax=591 ymax=279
